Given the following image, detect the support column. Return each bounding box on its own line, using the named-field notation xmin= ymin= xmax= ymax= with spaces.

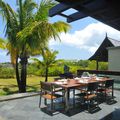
xmin=96 ymin=60 xmax=99 ymax=70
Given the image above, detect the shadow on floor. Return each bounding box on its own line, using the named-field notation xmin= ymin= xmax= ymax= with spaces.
xmin=106 ymin=100 xmax=117 ymax=105
xmin=39 ymin=96 xmax=117 ymax=116
xmin=62 ymin=104 xmax=101 ymax=117
xmin=100 ymin=108 xmax=120 ymax=120
xmin=40 ymin=107 xmax=61 ymax=116
xmin=40 ymin=101 xmax=101 ymax=117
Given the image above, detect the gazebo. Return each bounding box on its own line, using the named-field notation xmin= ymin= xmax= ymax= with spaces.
xmin=89 ymin=34 xmax=120 ymax=70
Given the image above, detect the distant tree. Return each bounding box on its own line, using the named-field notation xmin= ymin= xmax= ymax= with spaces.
xmin=99 ymin=62 xmax=108 ymax=70
xmin=32 ymin=49 xmax=59 ymax=82
xmin=78 ymin=60 xmax=89 ymax=68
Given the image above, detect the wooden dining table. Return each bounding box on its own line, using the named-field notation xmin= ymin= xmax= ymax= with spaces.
xmin=52 ymin=77 xmax=111 ymax=111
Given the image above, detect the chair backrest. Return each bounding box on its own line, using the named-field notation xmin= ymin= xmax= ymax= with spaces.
xmin=54 ymin=77 xmax=63 ymax=81
xmin=59 ymin=72 xmax=74 ymax=79
xmin=105 ymin=79 xmax=114 ymax=88
xmin=40 ymin=81 xmax=52 ymax=93
xmin=87 ymin=82 xmax=98 ymax=92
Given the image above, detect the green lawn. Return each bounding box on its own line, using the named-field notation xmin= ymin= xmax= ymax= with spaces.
xmin=0 ymin=76 xmax=55 ymax=96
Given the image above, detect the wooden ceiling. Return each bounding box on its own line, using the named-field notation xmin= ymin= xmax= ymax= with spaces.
xmin=49 ymin=0 xmax=120 ymax=31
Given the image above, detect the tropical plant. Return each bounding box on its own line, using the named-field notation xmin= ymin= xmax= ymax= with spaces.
xmin=0 ymin=0 xmax=70 ymax=92
xmin=0 ymin=38 xmax=6 ymax=49
xmin=32 ymin=49 xmax=59 ymax=82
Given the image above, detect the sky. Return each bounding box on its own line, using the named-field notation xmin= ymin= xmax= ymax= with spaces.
xmin=1 ymin=0 xmax=120 ymax=63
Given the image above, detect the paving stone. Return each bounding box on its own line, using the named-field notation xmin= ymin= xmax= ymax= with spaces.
xmin=0 ymin=90 xmax=120 ymax=120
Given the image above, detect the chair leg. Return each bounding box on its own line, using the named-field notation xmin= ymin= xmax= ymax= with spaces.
xmin=44 ymin=99 xmax=47 ymax=105
xmin=112 ymin=87 xmax=114 ymax=99
xmin=62 ymin=90 xmax=66 ymax=109
xmin=105 ymin=91 xmax=107 ymax=102
xmin=63 ymin=91 xmax=66 ymax=109
xmin=62 ymin=90 xmax=64 ymax=102
xmin=51 ymin=99 xmax=54 ymax=111
xmin=73 ymin=89 xmax=75 ymax=107
xmin=88 ymin=100 xmax=90 ymax=112
xmin=96 ymin=94 xmax=99 ymax=106
xmin=39 ymin=95 xmax=42 ymax=108
xmin=67 ymin=89 xmax=70 ymax=101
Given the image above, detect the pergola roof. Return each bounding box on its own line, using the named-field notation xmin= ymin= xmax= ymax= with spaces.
xmin=89 ymin=36 xmax=120 ymax=62
xmin=49 ymin=0 xmax=120 ymax=31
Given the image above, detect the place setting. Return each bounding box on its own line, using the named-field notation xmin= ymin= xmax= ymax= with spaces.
xmin=54 ymin=79 xmax=68 ymax=85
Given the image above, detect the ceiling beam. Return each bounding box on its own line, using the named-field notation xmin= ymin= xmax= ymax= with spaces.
xmin=50 ymin=0 xmax=107 ymax=22
xmin=49 ymin=3 xmax=70 ymax=17
xmin=106 ymin=17 xmax=120 ymax=23
xmin=56 ymin=0 xmax=92 ymax=4
xmin=49 ymin=1 xmax=89 ymax=17
xmin=67 ymin=11 xmax=88 ymax=23
xmin=66 ymin=0 xmax=107 ymax=23
xmin=58 ymin=13 xmax=73 ymax=19
xmin=83 ymin=0 xmax=106 ymax=11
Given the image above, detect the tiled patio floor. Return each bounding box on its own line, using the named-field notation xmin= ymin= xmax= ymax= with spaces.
xmin=0 ymin=90 xmax=120 ymax=120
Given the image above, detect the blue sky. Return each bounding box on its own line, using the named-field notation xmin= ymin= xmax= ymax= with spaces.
xmin=1 ymin=0 xmax=120 ymax=62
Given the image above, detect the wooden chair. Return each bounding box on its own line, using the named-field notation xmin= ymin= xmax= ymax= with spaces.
xmin=59 ymin=72 xmax=74 ymax=79
xmin=97 ymin=79 xmax=114 ymax=103
xmin=39 ymin=81 xmax=64 ymax=111
xmin=54 ymin=77 xmax=64 ymax=92
xmin=84 ymin=82 xmax=99 ymax=112
xmin=54 ymin=78 xmax=65 ymax=100
xmin=74 ymin=82 xmax=99 ymax=112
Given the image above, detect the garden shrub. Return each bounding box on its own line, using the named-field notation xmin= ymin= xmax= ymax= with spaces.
xmin=48 ymin=66 xmax=63 ymax=76
xmin=0 ymin=67 xmax=15 ymax=78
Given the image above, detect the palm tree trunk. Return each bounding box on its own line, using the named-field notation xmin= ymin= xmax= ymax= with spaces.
xmin=20 ymin=55 xmax=28 ymax=93
xmin=15 ymin=55 xmax=21 ymax=92
xmin=18 ymin=0 xmax=26 ymax=93
xmin=45 ymin=67 xmax=48 ymax=82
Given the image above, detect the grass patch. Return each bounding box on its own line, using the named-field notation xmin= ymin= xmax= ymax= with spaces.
xmin=0 ymin=76 xmax=55 ymax=96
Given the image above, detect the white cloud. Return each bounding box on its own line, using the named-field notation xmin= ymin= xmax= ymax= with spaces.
xmin=49 ymin=22 xmax=120 ymax=54
xmin=0 ymin=49 xmax=10 ymax=63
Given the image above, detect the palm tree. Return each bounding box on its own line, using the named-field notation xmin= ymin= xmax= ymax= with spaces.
xmin=0 ymin=38 xmax=6 ymax=49
xmin=0 ymin=0 xmax=38 ymax=92
xmin=32 ymin=49 xmax=59 ymax=82
xmin=0 ymin=0 xmax=71 ymax=92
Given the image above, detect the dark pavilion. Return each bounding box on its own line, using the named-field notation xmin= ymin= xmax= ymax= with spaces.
xmin=89 ymin=34 xmax=120 ymax=69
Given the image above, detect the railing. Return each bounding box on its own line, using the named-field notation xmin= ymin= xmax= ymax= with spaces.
xmin=77 ymin=70 xmax=120 ymax=76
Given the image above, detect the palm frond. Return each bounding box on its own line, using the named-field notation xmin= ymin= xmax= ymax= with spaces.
xmin=53 ymin=21 xmax=71 ymax=34
xmin=22 ymin=0 xmax=38 ymax=26
xmin=0 ymin=38 xmax=6 ymax=49
xmin=35 ymin=0 xmax=56 ymax=21
xmin=31 ymin=58 xmax=44 ymax=66
xmin=6 ymin=43 xmax=18 ymax=65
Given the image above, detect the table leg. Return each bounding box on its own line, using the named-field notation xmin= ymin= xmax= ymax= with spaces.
xmin=65 ymin=88 xmax=69 ymax=111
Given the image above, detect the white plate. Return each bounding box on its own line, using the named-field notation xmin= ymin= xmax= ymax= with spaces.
xmin=96 ymin=77 xmax=103 ymax=80
xmin=81 ymin=77 xmax=90 ymax=79
xmin=78 ymin=80 xmax=88 ymax=83
xmin=54 ymin=81 xmax=63 ymax=85
xmin=74 ymin=77 xmax=80 ymax=80
xmin=58 ymin=79 xmax=67 ymax=82
xmin=55 ymin=81 xmax=68 ymax=85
